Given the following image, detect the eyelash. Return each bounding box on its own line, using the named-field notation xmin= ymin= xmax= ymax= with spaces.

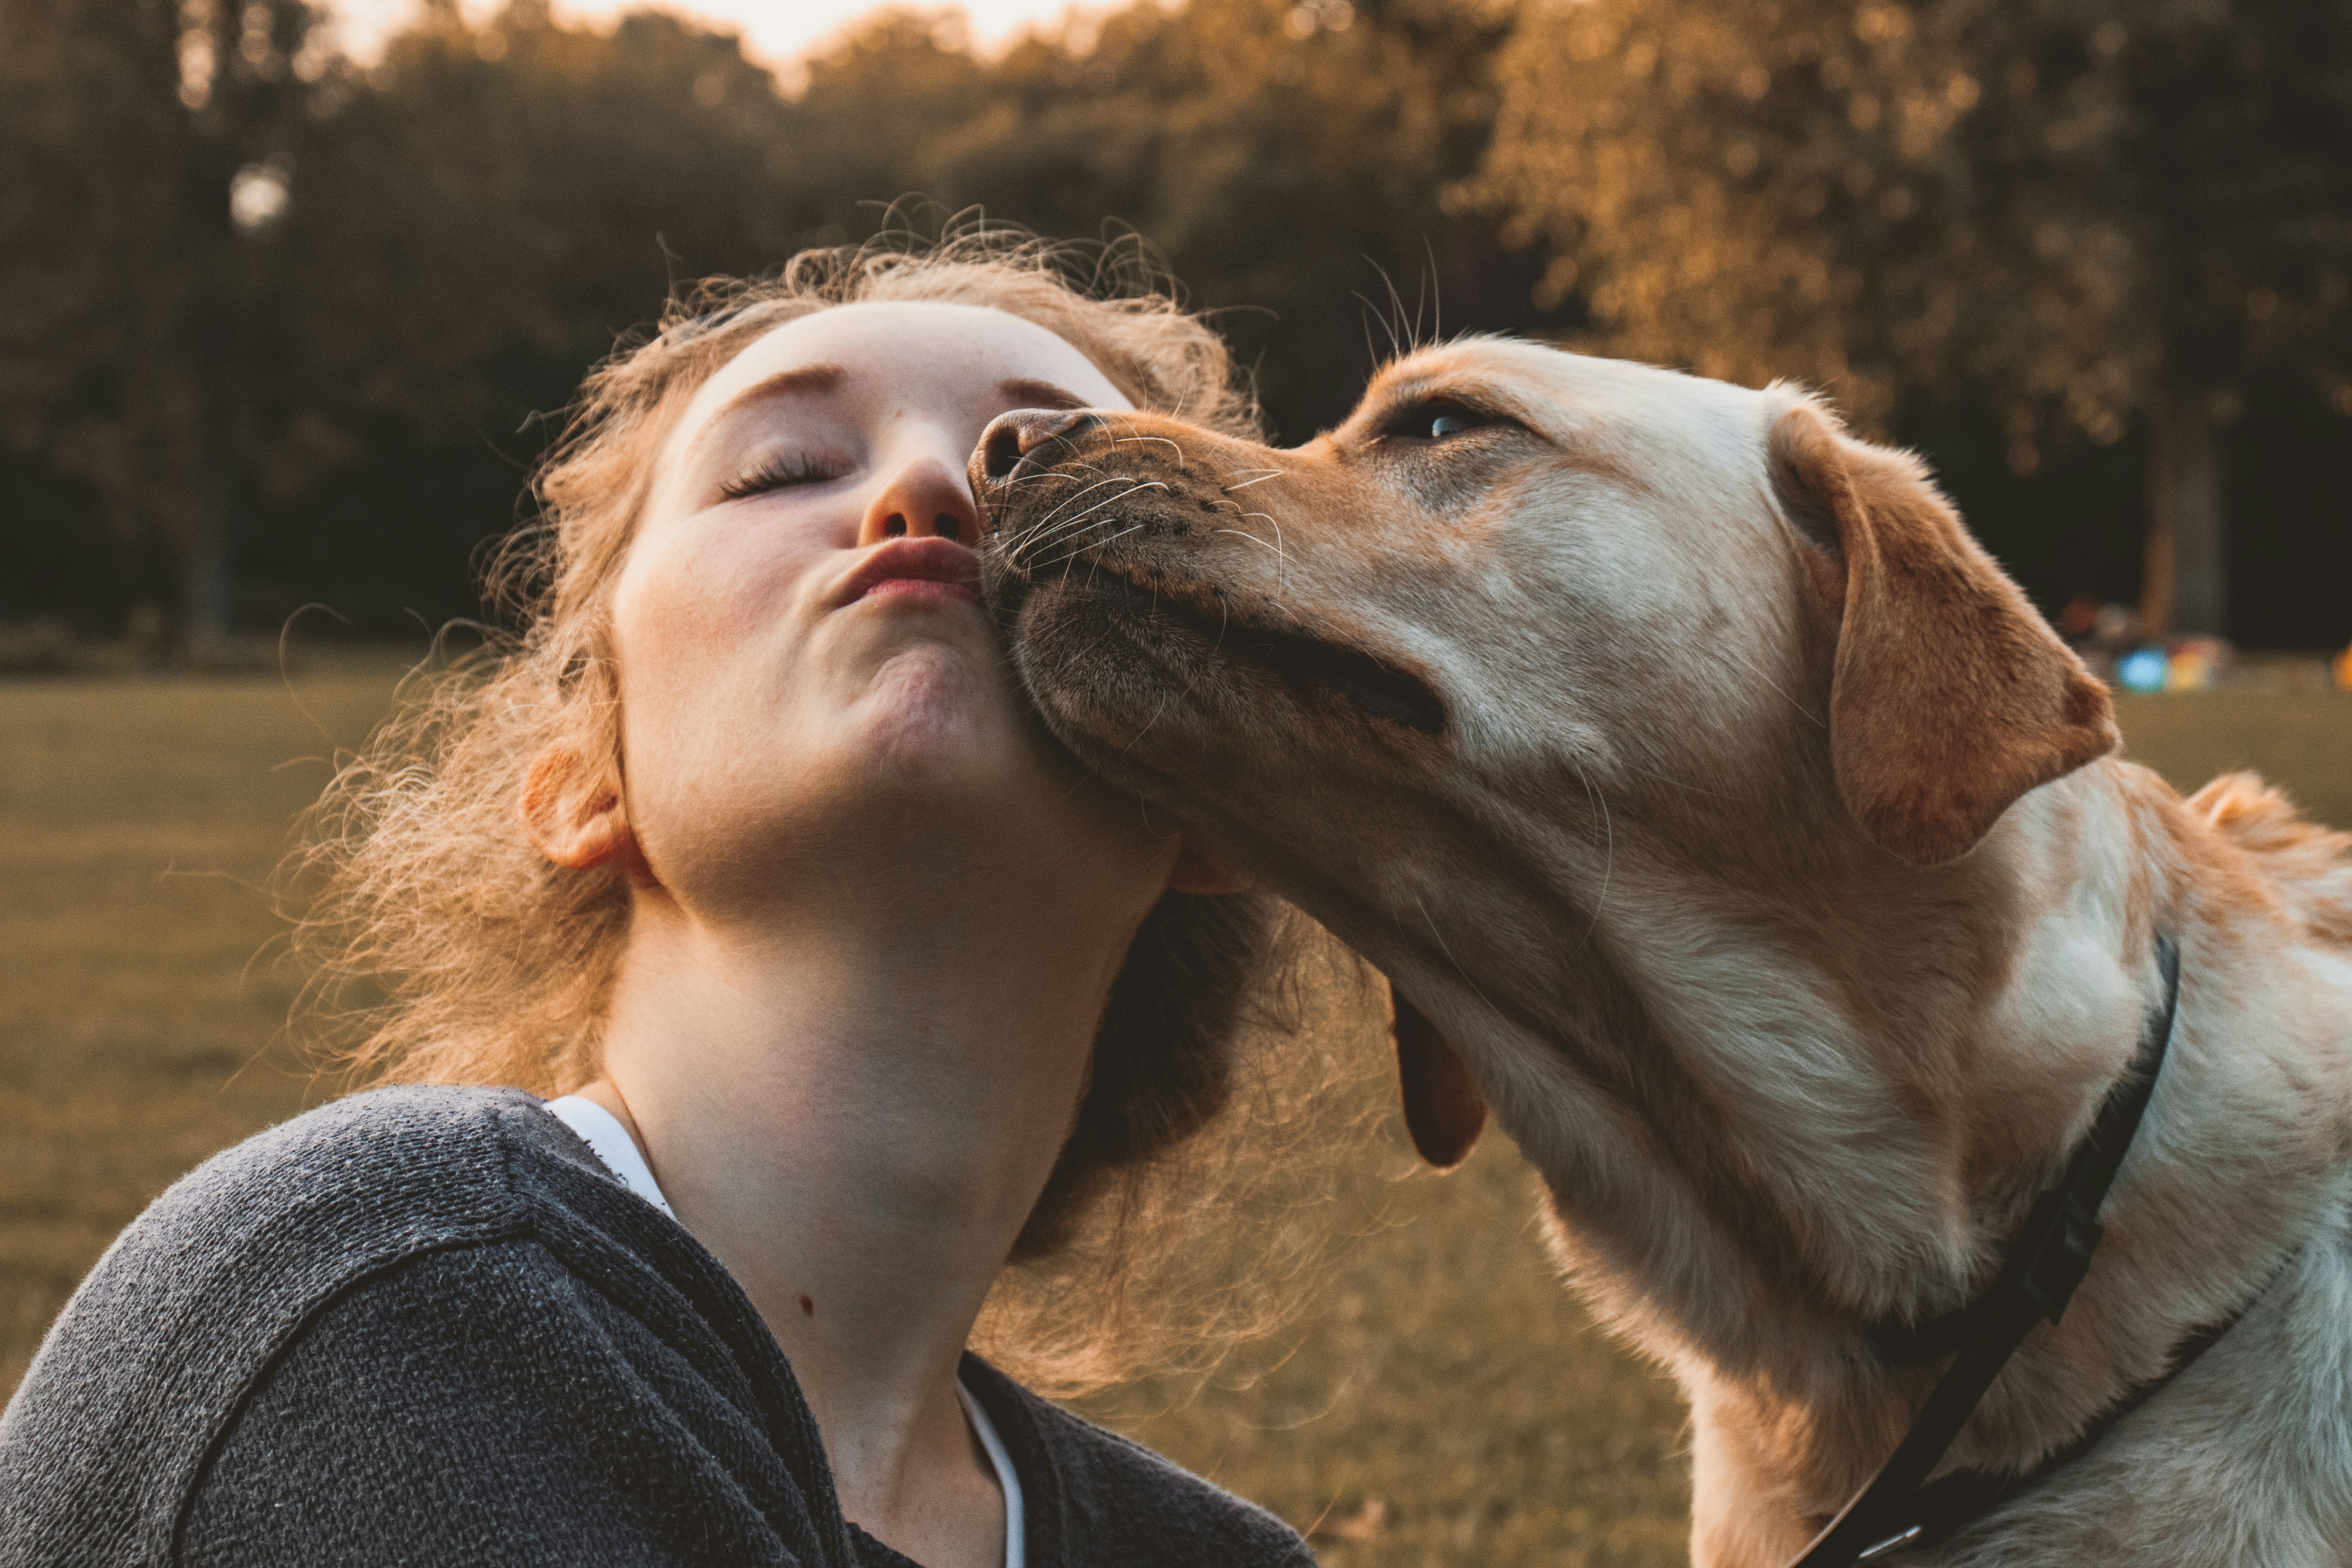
xmin=718 ymin=450 xmax=840 ymax=501
xmin=1377 ymin=397 xmax=1510 ymax=443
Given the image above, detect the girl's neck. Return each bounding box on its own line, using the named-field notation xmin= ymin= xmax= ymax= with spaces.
xmin=585 ymin=862 xmax=1158 ymax=1562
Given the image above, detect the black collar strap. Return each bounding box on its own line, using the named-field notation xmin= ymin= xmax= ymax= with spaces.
xmin=1864 ymin=935 xmax=2181 ymax=1367
xmin=1855 ymin=1299 xmax=2261 ymax=1558
xmin=1789 ymin=934 xmax=2183 ymax=1567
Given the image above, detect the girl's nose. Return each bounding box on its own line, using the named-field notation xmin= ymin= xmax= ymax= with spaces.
xmin=858 ymin=454 xmax=981 ymax=548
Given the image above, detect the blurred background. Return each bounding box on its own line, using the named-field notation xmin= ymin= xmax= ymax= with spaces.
xmin=3 ymin=0 xmax=2348 ymax=1562
xmin=5 ymin=0 xmax=2351 ymax=656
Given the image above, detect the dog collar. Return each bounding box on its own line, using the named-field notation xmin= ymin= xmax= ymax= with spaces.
xmin=1864 ymin=935 xmax=2181 ymax=1368
xmin=1790 ymin=934 xmax=2193 ymax=1566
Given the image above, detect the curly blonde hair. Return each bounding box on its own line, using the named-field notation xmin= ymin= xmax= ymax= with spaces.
xmin=285 ymin=232 xmax=1354 ymax=1393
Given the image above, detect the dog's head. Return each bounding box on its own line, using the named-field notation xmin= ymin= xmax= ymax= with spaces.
xmin=975 ymin=338 xmax=2116 ymax=1168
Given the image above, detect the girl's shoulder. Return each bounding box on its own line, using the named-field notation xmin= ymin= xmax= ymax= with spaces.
xmin=0 ymin=1088 xmax=537 ymax=1554
xmin=0 ymin=1086 xmax=852 ymax=1567
xmin=28 ymin=1083 xmax=548 ymax=1394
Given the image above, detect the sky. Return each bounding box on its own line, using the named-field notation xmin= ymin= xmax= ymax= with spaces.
xmin=328 ymin=0 xmax=1109 ymax=69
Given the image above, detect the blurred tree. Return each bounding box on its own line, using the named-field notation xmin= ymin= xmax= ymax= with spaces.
xmin=786 ymin=9 xmax=997 ymax=243
xmin=1477 ymin=0 xmax=2352 ymax=636
xmin=15 ymin=0 xmax=2327 ymax=645
xmin=2 ymin=0 xmax=1543 ymax=632
xmin=241 ymin=0 xmax=820 ymax=628
xmin=279 ymin=0 xmax=812 ymax=441
xmin=0 ymin=0 xmax=335 ymax=648
xmin=793 ymin=0 xmax=1542 ymax=439
xmin=1 ymin=0 xmax=841 ymax=640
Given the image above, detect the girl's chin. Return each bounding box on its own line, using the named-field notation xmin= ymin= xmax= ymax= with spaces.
xmin=844 ymin=650 xmax=1042 ymax=783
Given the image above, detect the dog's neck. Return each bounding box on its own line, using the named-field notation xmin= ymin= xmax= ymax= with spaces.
xmin=1353 ymin=754 xmax=2347 ymax=1535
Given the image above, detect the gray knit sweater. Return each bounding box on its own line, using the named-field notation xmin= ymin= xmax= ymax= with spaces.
xmin=0 ymin=1086 xmax=1315 ymax=1568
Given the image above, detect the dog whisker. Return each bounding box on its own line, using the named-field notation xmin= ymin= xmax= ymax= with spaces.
xmin=1410 ymin=889 xmax=1503 ymax=1022
xmin=998 ymin=465 xmax=1098 ymax=491
xmin=1032 ymin=523 xmax=1143 ymax=575
xmin=1111 ymin=433 xmax=1187 ymax=464
xmin=1238 ymin=510 xmax=1289 ymax=600
xmin=1012 ymin=483 xmax=1167 ymax=563
xmin=1007 ymin=481 xmax=1163 ymax=561
xmin=1220 ymin=470 xmax=1289 ymax=494
xmin=1717 ymin=648 xmax=1827 ymax=729
xmin=1120 ymin=646 xmax=1216 ymax=753
xmin=1616 ymin=760 xmax=1751 ymax=802
xmin=1029 ymin=480 xmax=1164 ymax=535
xmin=1567 ymin=759 xmax=1614 ymax=954
xmin=1025 ymin=475 xmax=1151 ymax=530
xmin=1099 ymin=413 xmax=1186 ymax=465
xmin=1212 ymin=527 xmax=1291 ymax=600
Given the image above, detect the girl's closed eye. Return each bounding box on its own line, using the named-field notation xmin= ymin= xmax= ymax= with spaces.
xmin=719 ymin=445 xmax=846 ymax=502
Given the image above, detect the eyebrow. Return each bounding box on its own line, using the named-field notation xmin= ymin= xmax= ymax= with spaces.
xmin=998 ymin=377 xmax=1089 ymax=409
xmin=708 ymin=362 xmax=846 ymax=425
xmin=673 ymin=363 xmax=848 ymax=479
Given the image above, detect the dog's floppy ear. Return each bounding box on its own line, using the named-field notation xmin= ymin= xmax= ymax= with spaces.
xmin=1388 ymin=979 xmax=1485 ymax=1170
xmin=1768 ymin=399 xmax=2119 ymax=866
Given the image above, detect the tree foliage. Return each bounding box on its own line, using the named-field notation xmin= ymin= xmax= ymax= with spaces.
xmin=1478 ymin=0 xmax=2352 ymax=634
xmin=0 ymin=0 xmax=2343 ymax=646
xmin=279 ymin=4 xmax=810 ymax=437
xmin=0 ymin=0 xmax=336 ymax=639
xmin=0 ymin=0 xmax=1534 ymax=641
xmin=795 ymin=0 xmax=1534 ymax=435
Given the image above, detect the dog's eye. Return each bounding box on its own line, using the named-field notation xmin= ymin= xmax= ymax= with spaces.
xmin=1381 ymin=398 xmax=1506 ymax=443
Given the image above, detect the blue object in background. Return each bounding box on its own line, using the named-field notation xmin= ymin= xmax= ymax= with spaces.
xmin=2117 ymin=646 xmax=2169 ymax=693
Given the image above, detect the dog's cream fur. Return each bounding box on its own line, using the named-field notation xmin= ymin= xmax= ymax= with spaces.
xmin=975 ymin=339 xmax=2352 ymax=1565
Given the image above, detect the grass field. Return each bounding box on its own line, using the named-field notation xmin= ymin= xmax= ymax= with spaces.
xmin=3 ymin=657 xmax=2345 ymax=1564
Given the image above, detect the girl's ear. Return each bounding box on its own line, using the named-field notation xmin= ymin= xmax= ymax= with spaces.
xmin=522 ymin=746 xmax=641 ymax=873
xmin=1165 ymin=833 xmax=1253 ymax=895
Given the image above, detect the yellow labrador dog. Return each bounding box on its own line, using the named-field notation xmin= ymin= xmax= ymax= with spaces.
xmin=971 ymin=340 xmax=2352 ymax=1567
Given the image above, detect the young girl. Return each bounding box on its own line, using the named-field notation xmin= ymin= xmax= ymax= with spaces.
xmin=0 ymin=242 xmax=1318 ymax=1568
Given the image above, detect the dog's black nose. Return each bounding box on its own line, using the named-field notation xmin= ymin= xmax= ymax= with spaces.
xmin=978 ymin=409 xmax=1095 ymax=483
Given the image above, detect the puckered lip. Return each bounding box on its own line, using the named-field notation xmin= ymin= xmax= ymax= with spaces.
xmin=830 ymin=537 xmax=983 ymax=608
